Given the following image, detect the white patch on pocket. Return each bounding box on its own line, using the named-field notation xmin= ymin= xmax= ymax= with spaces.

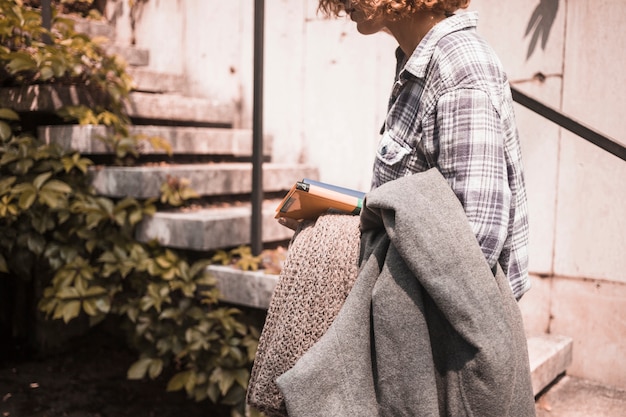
xmin=376 ymin=130 xmax=411 ymax=166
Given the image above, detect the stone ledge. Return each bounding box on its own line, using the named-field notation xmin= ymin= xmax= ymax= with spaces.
xmin=0 ymin=85 xmax=108 ymax=113
xmin=1 ymin=86 xmax=235 ymax=126
xmin=105 ymin=45 xmax=150 ymax=67
xmin=527 ymin=334 xmax=574 ymax=396
xmin=71 ymin=17 xmax=116 ymax=41
xmin=40 ymin=124 xmax=273 ymax=156
xmin=89 ymin=162 xmax=319 ymax=198
xmin=127 ymin=68 xmax=185 ymax=93
xmin=136 ymin=200 xmax=293 ymax=251
xmin=126 ymin=92 xmax=234 ymax=126
xmin=208 ymin=265 xmax=278 ymax=310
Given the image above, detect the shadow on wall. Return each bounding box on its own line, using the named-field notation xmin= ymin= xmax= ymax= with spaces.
xmin=524 ymin=0 xmax=559 ymax=59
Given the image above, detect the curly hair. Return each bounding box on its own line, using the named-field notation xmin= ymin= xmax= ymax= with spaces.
xmin=318 ymin=0 xmax=470 ymax=20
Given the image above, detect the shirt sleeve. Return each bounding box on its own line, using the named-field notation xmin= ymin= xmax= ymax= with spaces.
xmin=435 ymin=88 xmax=511 ymax=268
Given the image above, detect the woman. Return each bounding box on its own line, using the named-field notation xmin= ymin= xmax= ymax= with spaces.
xmin=318 ymin=0 xmax=531 ymax=300
xmin=258 ymin=4 xmax=535 ymax=415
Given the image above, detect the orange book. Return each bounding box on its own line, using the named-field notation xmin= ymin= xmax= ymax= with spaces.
xmin=275 ymin=179 xmax=366 ymax=221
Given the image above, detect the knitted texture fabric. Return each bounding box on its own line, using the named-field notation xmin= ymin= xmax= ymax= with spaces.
xmin=246 ymin=214 xmax=361 ymax=417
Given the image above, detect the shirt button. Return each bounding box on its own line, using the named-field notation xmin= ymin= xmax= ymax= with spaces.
xmin=380 ymin=145 xmax=387 ymax=155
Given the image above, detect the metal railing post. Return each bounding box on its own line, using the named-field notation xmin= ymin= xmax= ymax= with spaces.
xmin=41 ymin=0 xmax=52 ymax=44
xmin=251 ymin=0 xmax=265 ymax=255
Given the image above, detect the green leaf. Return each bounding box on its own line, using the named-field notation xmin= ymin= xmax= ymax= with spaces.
xmin=127 ymin=358 xmax=152 ymax=380
xmin=6 ymin=52 xmax=37 ymax=73
xmin=57 ymin=287 xmax=80 ymax=299
xmin=148 ymin=358 xmax=163 ymax=380
xmin=206 ymin=382 xmax=220 ymax=403
xmin=26 ymin=233 xmax=46 ymax=256
xmin=82 ymin=299 xmax=99 ymax=316
xmin=0 ymin=109 xmax=19 ymax=121
xmin=38 ymin=189 xmax=67 ymax=209
xmin=33 ymin=171 xmax=53 ymax=190
xmin=61 ymin=300 xmax=81 ymax=323
xmin=18 ymin=187 xmax=37 ymax=210
xmin=0 ymin=121 xmax=12 ymax=141
xmin=0 ymin=176 xmax=16 ymax=194
xmin=39 ymin=65 xmax=55 ymax=81
xmin=41 ymin=179 xmax=72 ymax=194
xmin=166 ymin=370 xmax=193 ymax=392
xmin=0 ymin=254 xmax=8 ymax=273
xmin=84 ymin=286 xmax=108 ymax=297
xmin=210 ymin=367 xmax=236 ymax=396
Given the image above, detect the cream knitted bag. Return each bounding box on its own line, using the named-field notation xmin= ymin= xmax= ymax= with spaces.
xmin=246 ymin=214 xmax=361 ymax=417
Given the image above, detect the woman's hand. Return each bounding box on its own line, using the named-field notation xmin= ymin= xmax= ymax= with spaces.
xmin=277 ymin=217 xmax=301 ymax=231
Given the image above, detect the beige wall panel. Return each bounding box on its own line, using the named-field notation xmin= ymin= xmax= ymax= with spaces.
xmin=513 ymin=80 xmax=561 ymax=275
xmin=467 ymin=0 xmax=565 ymax=81
xmin=562 ymin=0 xmax=626 ymax=146
xmin=552 ymin=0 xmax=626 ymax=281
xmin=131 ymin=0 xmax=186 ymax=74
xmin=104 ymin=0 xmax=132 ymax=45
xmin=554 ymin=134 xmax=626 ymax=281
xmin=302 ymin=20 xmax=396 ymax=191
xmin=549 ymin=277 xmax=626 ymax=389
xmin=181 ymin=1 xmax=244 ymax=114
xmin=518 ymin=274 xmax=552 ymax=336
xmin=263 ymin=1 xmax=307 ymax=165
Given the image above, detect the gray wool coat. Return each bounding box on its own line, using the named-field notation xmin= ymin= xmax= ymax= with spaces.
xmin=276 ymin=168 xmax=536 ymax=417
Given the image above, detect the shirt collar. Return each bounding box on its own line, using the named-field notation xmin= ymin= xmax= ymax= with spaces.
xmin=401 ymin=11 xmax=479 ymax=78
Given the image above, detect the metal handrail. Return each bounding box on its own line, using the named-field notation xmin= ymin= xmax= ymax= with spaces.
xmin=511 ymin=86 xmax=626 ymax=162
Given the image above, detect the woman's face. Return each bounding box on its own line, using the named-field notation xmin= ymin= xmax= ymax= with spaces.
xmin=344 ymin=0 xmax=387 ymax=35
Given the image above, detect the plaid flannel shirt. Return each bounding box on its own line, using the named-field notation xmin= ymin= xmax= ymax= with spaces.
xmin=371 ymin=12 xmax=530 ymax=299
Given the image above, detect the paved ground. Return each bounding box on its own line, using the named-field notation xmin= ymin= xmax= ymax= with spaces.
xmin=536 ymin=375 xmax=626 ymax=417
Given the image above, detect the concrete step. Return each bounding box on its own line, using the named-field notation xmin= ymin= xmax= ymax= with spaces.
xmin=528 ymin=334 xmax=573 ymax=396
xmin=67 ymin=17 xmax=149 ymax=67
xmin=126 ymin=92 xmax=234 ymax=126
xmin=89 ymin=162 xmax=319 ymax=198
xmin=105 ymin=45 xmax=150 ymax=67
xmin=0 ymin=85 xmax=106 ymax=113
xmin=136 ymin=199 xmax=293 ymax=251
xmin=208 ymin=264 xmax=279 ymax=310
xmin=71 ymin=16 xmax=116 ymax=41
xmin=1 ymin=87 xmax=233 ymax=127
xmin=208 ymin=265 xmax=279 ymax=310
xmin=40 ymin=124 xmax=273 ymax=157
xmin=127 ymin=68 xmax=185 ymax=93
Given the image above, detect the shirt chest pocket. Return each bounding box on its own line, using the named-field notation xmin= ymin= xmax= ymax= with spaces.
xmin=376 ymin=130 xmax=412 ymax=166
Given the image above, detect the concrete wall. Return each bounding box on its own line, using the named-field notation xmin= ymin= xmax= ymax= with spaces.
xmin=106 ymin=0 xmax=626 ymax=389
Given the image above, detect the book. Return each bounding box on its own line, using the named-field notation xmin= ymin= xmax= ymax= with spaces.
xmin=275 ymin=178 xmax=366 ymax=220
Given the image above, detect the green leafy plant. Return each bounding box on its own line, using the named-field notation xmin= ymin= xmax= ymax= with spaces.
xmin=1 ymin=109 xmax=260 ymax=416
xmin=0 ymin=1 xmax=263 ymax=415
xmin=160 ymin=175 xmax=200 ymax=207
